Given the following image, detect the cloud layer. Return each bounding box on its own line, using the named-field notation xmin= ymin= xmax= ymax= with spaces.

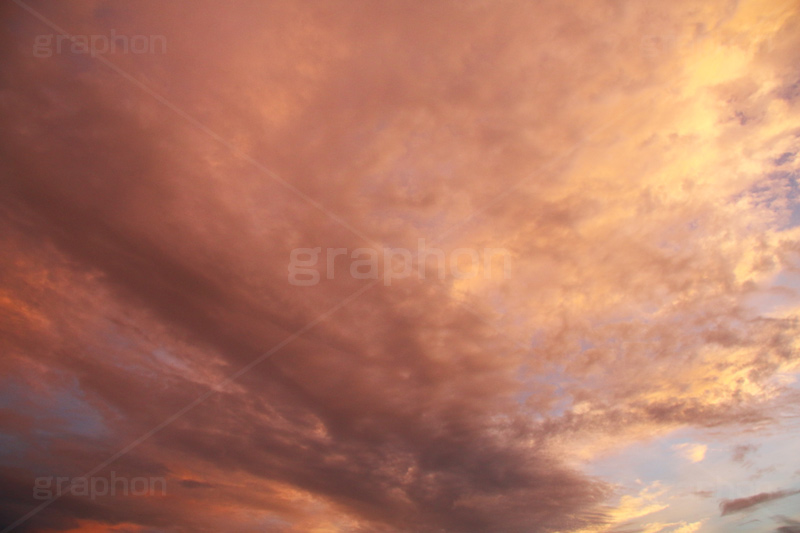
xmin=1 ymin=0 xmax=800 ymax=531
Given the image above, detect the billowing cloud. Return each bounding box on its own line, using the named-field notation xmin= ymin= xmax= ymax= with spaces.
xmin=1 ymin=0 xmax=800 ymax=532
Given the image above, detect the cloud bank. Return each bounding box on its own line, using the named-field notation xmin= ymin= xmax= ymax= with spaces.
xmin=1 ymin=0 xmax=800 ymax=531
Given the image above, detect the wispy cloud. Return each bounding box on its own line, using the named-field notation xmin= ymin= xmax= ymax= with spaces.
xmin=720 ymin=489 xmax=800 ymax=516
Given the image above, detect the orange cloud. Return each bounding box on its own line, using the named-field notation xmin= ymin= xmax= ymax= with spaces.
xmin=1 ymin=0 xmax=799 ymax=531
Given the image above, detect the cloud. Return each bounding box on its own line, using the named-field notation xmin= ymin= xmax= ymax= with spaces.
xmin=775 ymin=516 xmax=800 ymax=533
xmin=636 ymin=521 xmax=707 ymax=533
xmin=673 ymin=443 xmax=708 ymax=463
xmin=671 ymin=521 xmax=706 ymax=533
xmin=568 ymin=483 xmax=669 ymax=533
xmin=732 ymin=444 xmax=760 ymax=464
xmin=720 ymin=489 xmax=800 ymax=516
xmin=1 ymin=0 xmax=800 ymax=531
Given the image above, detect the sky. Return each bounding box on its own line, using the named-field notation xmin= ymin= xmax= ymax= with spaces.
xmin=1 ymin=0 xmax=800 ymax=532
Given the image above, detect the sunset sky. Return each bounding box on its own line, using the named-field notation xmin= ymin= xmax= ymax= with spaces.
xmin=1 ymin=1 xmax=800 ymax=532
